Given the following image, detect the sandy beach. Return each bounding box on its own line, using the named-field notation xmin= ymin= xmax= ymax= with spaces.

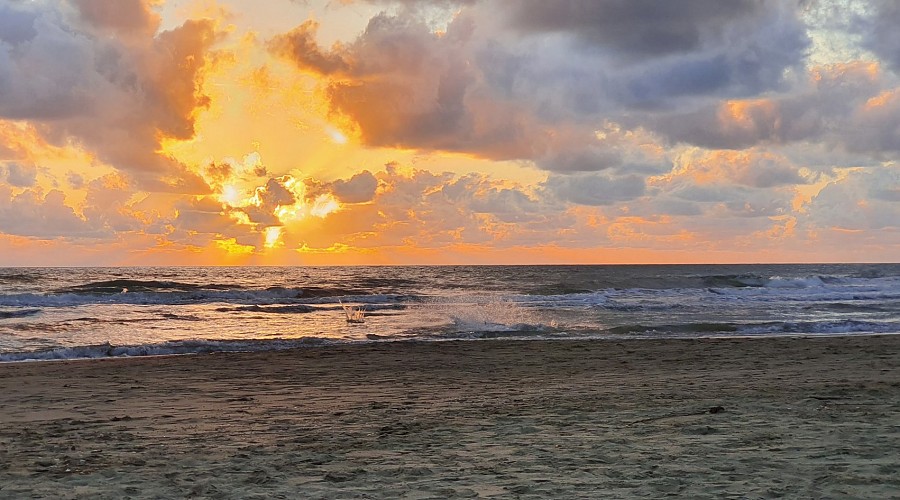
xmin=1 ymin=336 xmax=898 ymax=499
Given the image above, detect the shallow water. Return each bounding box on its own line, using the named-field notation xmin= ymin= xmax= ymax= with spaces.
xmin=1 ymin=264 xmax=899 ymax=361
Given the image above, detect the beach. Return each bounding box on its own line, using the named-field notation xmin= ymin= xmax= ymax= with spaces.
xmin=1 ymin=336 xmax=898 ymax=499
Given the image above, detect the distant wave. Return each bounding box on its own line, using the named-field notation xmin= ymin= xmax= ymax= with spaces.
xmin=706 ymin=280 xmax=900 ymax=303
xmin=0 ymin=272 xmax=39 ymax=284
xmin=0 ymin=308 xmax=41 ymax=319
xmin=702 ymin=273 xmax=899 ymax=290
xmin=513 ymin=273 xmax=900 ymax=307
xmin=0 ymin=288 xmax=407 ymax=308
xmin=55 ymin=279 xmax=239 ymax=295
xmin=702 ymin=275 xmax=769 ymax=288
xmin=432 ymin=276 xmax=900 ymax=313
xmin=53 ymin=278 xmax=412 ymax=298
xmin=518 ymin=273 xmax=864 ymax=293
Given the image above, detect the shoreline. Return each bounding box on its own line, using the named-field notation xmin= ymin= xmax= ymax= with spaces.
xmin=2 ymin=335 xmax=899 ymax=498
xmin=3 ymin=331 xmax=900 ymax=364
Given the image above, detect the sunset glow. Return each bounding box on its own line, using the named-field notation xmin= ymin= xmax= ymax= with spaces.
xmin=0 ymin=0 xmax=898 ymax=265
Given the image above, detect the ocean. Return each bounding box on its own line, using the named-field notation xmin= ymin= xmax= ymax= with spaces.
xmin=1 ymin=264 xmax=899 ymax=362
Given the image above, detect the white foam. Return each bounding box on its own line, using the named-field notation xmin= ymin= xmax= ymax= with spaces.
xmin=437 ymin=299 xmax=554 ymax=334
xmin=765 ymin=276 xmax=827 ymax=288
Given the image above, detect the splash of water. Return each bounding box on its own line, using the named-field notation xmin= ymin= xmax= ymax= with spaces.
xmin=440 ymin=299 xmax=544 ymax=332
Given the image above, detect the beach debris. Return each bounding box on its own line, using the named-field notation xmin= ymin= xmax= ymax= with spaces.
xmin=709 ymin=405 xmax=725 ymax=414
xmin=339 ymin=300 xmax=366 ymax=324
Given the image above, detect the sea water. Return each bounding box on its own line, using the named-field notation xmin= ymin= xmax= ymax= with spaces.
xmin=1 ymin=264 xmax=899 ymax=361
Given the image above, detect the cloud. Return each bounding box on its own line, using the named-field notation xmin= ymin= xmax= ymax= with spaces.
xmin=268 ymin=20 xmax=352 ymax=75
xmin=0 ymin=3 xmax=38 ymax=45
xmin=3 ymin=162 xmax=37 ymax=187
xmin=240 ymin=176 xmax=298 ymax=226
xmin=173 ymin=196 xmax=241 ymax=234
xmin=673 ymin=149 xmax=808 ymax=188
xmin=80 ymin=173 xmax=146 ymax=233
xmin=858 ymin=0 xmax=900 ymax=73
xmin=505 ymin=0 xmax=764 ymax=58
xmin=271 ymin=11 xmax=528 ymax=159
xmin=804 ymin=166 xmax=900 ymax=231
xmin=0 ymin=0 xmax=223 ymax=191
xmin=330 ymin=170 xmax=378 ymax=203
xmin=269 ymin=0 xmax=809 ymax=176
xmin=649 ymin=61 xmax=900 ymax=156
xmin=4 ymin=0 xmax=898 ymax=263
xmin=0 ymin=186 xmax=92 ymax=238
xmin=71 ymin=0 xmax=160 ymax=36
xmin=545 ymin=173 xmax=646 ymax=206
xmin=67 ymin=172 xmax=85 ymax=189
xmin=845 ymin=87 xmax=900 ymax=154
xmin=636 ymin=148 xmax=802 ymax=222
xmin=284 ymin=164 xmax=570 ymax=251
xmin=537 ymin=123 xmax=672 ymax=174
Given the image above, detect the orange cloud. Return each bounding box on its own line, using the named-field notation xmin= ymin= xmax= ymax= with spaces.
xmin=672 ymin=149 xmax=806 ymax=188
xmin=0 ymin=1 xmax=225 ymax=192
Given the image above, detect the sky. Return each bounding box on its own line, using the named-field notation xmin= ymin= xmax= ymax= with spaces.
xmin=0 ymin=0 xmax=898 ymax=266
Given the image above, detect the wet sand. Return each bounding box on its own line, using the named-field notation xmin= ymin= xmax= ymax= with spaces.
xmin=1 ymin=336 xmax=899 ymax=499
